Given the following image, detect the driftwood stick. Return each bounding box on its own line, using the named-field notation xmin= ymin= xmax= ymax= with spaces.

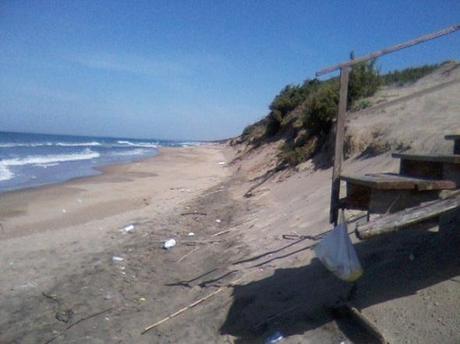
xmin=177 ymin=247 xmax=199 ymax=263
xmin=142 ymin=288 xmax=224 ymax=334
xmin=180 ymin=212 xmax=207 ymax=216
xmin=211 ymin=229 xmax=233 ymax=237
xmin=42 ymin=292 xmax=60 ymax=304
xmin=44 ymin=307 xmax=113 ymax=344
xmin=183 ymin=240 xmax=222 ymax=246
xmin=142 ymin=277 xmax=244 ymax=334
xmin=66 ymin=307 xmax=113 ymax=330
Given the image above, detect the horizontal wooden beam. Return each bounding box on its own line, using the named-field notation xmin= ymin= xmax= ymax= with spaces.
xmin=356 ymin=194 xmax=460 ymax=240
xmin=316 ymin=24 xmax=460 ymax=77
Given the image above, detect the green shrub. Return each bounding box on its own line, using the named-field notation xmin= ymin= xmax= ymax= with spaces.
xmin=381 ymin=64 xmax=439 ymax=86
xmin=241 ymin=60 xmax=441 ymax=167
xmin=348 ymin=60 xmax=381 ymax=106
xmin=352 ymin=99 xmax=371 ymax=111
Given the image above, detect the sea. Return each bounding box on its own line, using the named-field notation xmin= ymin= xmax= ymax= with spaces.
xmin=0 ymin=131 xmax=198 ymax=193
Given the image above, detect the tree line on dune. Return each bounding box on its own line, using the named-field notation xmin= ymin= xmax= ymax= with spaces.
xmin=235 ymin=61 xmax=443 ymax=167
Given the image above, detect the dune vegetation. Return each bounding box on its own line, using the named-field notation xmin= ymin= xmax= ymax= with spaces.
xmin=235 ymin=61 xmax=443 ymax=167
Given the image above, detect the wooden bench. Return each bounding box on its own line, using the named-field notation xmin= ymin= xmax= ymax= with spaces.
xmin=340 ymin=173 xmax=456 ymax=214
xmin=392 ymin=153 xmax=460 ymax=186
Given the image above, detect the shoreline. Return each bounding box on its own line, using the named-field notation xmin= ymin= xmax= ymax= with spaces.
xmin=0 ymin=145 xmax=229 ymax=240
xmin=0 ymin=145 xmax=217 ymax=196
xmin=0 ymin=146 xmax=164 ymax=195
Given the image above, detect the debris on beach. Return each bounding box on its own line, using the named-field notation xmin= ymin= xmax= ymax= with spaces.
xmin=314 ymin=212 xmax=362 ymax=282
xmin=218 ymin=161 xmax=226 ymax=165
xmin=265 ymin=331 xmax=284 ymax=343
xmin=163 ymin=238 xmax=177 ymax=249
xmin=215 ymin=219 xmax=222 ymax=223
xmin=61 ymin=209 xmax=67 ymax=213
xmin=112 ymin=256 xmax=124 ymax=262
xmin=181 ymin=211 xmax=207 ymax=216
xmin=121 ymin=224 xmax=135 ymax=233
xmin=187 ymin=232 xmax=195 ymax=236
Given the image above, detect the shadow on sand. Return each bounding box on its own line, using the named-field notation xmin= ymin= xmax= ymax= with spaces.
xmin=220 ymin=225 xmax=460 ymax=343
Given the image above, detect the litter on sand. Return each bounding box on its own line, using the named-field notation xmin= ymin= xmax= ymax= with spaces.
xmin=163 ymin=239 xmax=177 ymax=249
xmin=112 ymin=256 xmax=124 ymax=262
xmin=215 ymin=219 xmax=222 ymax=223
xmin=314 ymin=210 xmax=363 ymax=282
xmin=187 ymin=232 xmax=195 ymax=236
xmin=265 ymin=331 xmax=284 ymax=343
xmin=121 ymin=224 xmax=135 ymax=233
xmin=218 ymin=161 xmax=226 ymax=165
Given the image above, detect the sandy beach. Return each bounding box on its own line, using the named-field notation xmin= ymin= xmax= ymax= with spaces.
xmin=0 ymin=145 xmax=240 ymax=343
xmin=1 ymin=133 xmax=460 ymax=343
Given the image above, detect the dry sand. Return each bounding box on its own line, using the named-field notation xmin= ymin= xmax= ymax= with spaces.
xmin=3 ymin=144 xmax=459 ymax=344
xmin=0 ymin=145 xmax=242 ymax=343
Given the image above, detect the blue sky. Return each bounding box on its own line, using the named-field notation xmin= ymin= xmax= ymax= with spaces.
xmin=1 ymin=1 xmax=459 ymax=140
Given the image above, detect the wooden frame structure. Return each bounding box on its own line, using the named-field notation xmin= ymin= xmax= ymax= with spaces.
xmin=316 ymin=24 xmax=460 ymax=224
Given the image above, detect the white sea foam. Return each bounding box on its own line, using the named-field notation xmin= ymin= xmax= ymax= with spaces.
xmin=0 ymin=142 xmax=51 ymax=148
xmin=180 ymin=141 xmax=203 ymax=147
xmin=55 ymin=142 xmax=101 ymax=147
xmin=0 ymin=141 xmax=101 ymax=148
xmin=1 ymin=149 xmax=100 ymax=167
xmin=112 ymin=148 xmax=148 ymax=156
xmin=0 ymin=164 xmax=14 ymax=181
xmin=35 ymin=163 xmax=60 ymax=168
xmin=116 ymin=140 xmax=158 ymax=148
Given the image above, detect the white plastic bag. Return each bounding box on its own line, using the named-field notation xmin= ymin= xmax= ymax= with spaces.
xmin=314 ymin=211 xmax=363 ymax=282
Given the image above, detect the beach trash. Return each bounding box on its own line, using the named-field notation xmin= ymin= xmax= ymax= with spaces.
xmin=163 ymin=239 xmax=177 ymax=249
xmin=187 ymin=232 xmax=195 ymax=236
xmin=122 ymin=224 xmax=135 ymax=233
xmin=215 ymin=219 xmax=222 ymax=223
xmin=265 ymin=331 xmax=284 ymax=343
xmin=218 ymin=161 xmax=226 ymax=165
xmin=112 ymin=256 xmax=124 ymax=262
xmin=314 ymin=211 xmax=363 ymax=282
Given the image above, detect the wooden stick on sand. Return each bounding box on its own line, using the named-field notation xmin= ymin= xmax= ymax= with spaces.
xmin=142 ymin=288 xmax=224 ymax=334
xmin=177 ymin=247 xmax=199 ymax=263
xmin=142 ymin=277 xmax=243 ymax=334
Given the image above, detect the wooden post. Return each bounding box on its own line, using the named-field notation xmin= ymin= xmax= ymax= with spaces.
xmin=319 ymin=24 xmax=460 ymax=224
xmin=330 ymin=66 xmax=350 ymax=225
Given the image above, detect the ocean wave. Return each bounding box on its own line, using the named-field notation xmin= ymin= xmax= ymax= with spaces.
xmin=0 ymin=141 xmax=101 ymax=148
xmin=35 ymin=163 xmax=60 ymax=168
xmin=0 ymin=164 xmax=13 ymax=181
xmin=179 ymin=141 xmax=203 ymax=147
xmin=116 ymin=140 xmax=158 ymax=148
xmin=55 ymin=142 xmax=101 ymax=147
xmin=1 ymin=149 xmax=100 ymax=167
xmin=0 ymin=142 xmax=51 ymax=148
xmin=111 ymin=148 xmax=148 ymax=156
